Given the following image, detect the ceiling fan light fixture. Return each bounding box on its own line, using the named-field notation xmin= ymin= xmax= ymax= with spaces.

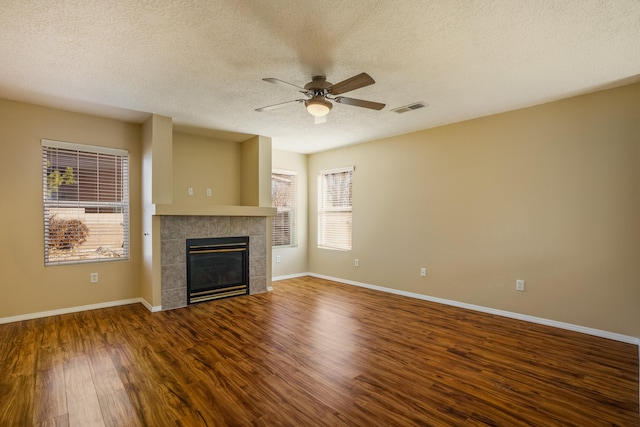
xmin=305 ymin=96 xmax=332 ymax=117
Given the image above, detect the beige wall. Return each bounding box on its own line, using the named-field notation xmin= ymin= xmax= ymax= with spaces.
xmin=151 ymin=116 xmax=173 ymax=205
xmin=0 ymin=99 xmax=142 ymax=318
xmin=272 ymin=149 xmax=309 ymax=277
xmin=172 ymin=131 xmax=242 ymax=206
xmin=308 ymin=82 xmax=640 ymax=337
xmin=141 ymin=115 xmax=172 ymax=307
xmin=240 ymin=135 xmax=273 ymax=207
xmin=172 ymin=133 xmax=273 ymax=208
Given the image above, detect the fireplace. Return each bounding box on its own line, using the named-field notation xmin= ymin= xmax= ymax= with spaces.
xmin=159 ymin=215 xmax=269 ymax=310
xmin=186 ymin=236 xmax=249 ymax=304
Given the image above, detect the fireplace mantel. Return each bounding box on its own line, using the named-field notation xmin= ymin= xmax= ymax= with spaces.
xmin=152 ymin=204 xmax=276 ymax=217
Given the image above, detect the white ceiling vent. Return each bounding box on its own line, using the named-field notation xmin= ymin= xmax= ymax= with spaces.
xmin=392 ymin=102 xmax=428 ymax=114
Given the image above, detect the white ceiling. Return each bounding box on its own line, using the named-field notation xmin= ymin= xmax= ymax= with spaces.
xmin=1 ymin=1 xmax=639 ymax=153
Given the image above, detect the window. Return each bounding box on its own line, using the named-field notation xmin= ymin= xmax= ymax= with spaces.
xmin=318 ymin=166 xmax=353 ymax=251
xmin=42 ymin=139 xmax=129 ymax=265
xmin=272 ymin=170 xmax=297 ymax=247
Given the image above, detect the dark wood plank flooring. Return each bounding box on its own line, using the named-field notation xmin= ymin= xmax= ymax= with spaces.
xmin=0 ymin=276 xmax=638 ymax=426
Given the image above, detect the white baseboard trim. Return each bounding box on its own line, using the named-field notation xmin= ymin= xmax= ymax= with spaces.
xmin=269 ymin=273 xmax=312 ymax=291
xmin=0 ymin=298 xmax=152 ymax=325
xmin=272 ymin=272 xmax=312 ymax=282
xmin=308 ymin=273 xmax=640 ymax=346
xmin=139 ymin=298 xmax=162 ymax=313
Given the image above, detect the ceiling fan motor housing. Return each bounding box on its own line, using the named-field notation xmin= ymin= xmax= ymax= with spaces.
xmin=304 ymin=76 xmax=332 ymax=94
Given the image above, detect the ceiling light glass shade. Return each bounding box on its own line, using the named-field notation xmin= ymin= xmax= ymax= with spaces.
xmin=305 ymin=96 xmax=332 ymax=117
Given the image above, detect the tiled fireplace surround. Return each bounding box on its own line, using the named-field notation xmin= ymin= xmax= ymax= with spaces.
xmin=160 ymin=215 xmax=268 ymax=310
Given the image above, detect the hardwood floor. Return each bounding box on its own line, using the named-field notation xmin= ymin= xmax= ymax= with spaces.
xmin=1 ymin=276 xmax=638 ymax=426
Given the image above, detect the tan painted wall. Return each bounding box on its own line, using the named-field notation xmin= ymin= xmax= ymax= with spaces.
xmin=172 ymin=131 xmax=242 ymax=206
xmin=0 ymin=99 xmax=142 ymax=318
xmin=151 ymin=116 xmax=173 ymax=205
xmin=308 ymin=83 xmax=640 ymax=337
xmin=141 ymin=115 xmax=172 ymax=307
xmin=257 ymin=136 xmax=273 ymax=208
xmin=272 ymin=149 xmax=309 ymax=277
xmin=241 ymin=137 xmax=260 ymax=207
xmin=240 ymin=135 xmax=273 ymax=207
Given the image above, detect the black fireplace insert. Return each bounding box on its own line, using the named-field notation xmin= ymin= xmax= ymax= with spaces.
xmin=186 ymin=236 xmax=249 ymax=304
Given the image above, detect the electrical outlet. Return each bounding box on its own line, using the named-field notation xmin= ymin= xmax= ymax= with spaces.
xmin=516 ymin=279 xmax=525 ymax=291
xmin=91 ymin=273 xmax=99 ymax=283
xmin=420 ymin=267 xmax=427 ymax=277
xmin=206 ymin=188 xmax=212 ymax=197
xmin=276 ymin=255 xmax=281 ymax=263
xmin=188 ymin=187 xmax=193 ymax=196
xmin=354 ymin=259 xmax=359 ymax=267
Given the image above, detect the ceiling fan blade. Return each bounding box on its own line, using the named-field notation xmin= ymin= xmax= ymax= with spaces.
xmin=255 ymin=99 xmax=305 ymax=112
xmin=328 ymin=72 xmax=375 ymax=95
xmin=334 ymin=96 xmax=385 ymax=110
xmin=263 ymin=78 xmax=306 ymax=91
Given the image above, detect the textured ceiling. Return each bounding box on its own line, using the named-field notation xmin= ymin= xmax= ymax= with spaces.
xmin=1 ymin=1 xmax=639 ymax=153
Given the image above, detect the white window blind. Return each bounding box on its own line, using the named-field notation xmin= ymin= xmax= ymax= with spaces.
xmin=318 ymin=166 xmax=353 ymax=251
xmin=272 ymin=170 xmax=297 ymax=247
xmin=42 ymin=139 xmax=129 ymax=265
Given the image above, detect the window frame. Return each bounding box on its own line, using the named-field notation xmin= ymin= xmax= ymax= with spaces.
xmin=271 ymin=169 xmax=298 ymax=248
xmin=317 ymin=166 xmax=353 ymax=251
xmin=42 ymin=139 xmax=130 ymax=266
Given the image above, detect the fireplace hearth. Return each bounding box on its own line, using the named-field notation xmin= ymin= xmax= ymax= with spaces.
xmin=186 ymin=236 xmax=249 ymax=304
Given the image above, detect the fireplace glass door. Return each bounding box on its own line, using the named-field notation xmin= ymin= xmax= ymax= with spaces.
xmin=186 ymin=236 xmax=249 ymax=304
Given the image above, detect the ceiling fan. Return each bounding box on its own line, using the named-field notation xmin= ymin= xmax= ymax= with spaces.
xmin=255 ymin=72 xmax=385 ymax=119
